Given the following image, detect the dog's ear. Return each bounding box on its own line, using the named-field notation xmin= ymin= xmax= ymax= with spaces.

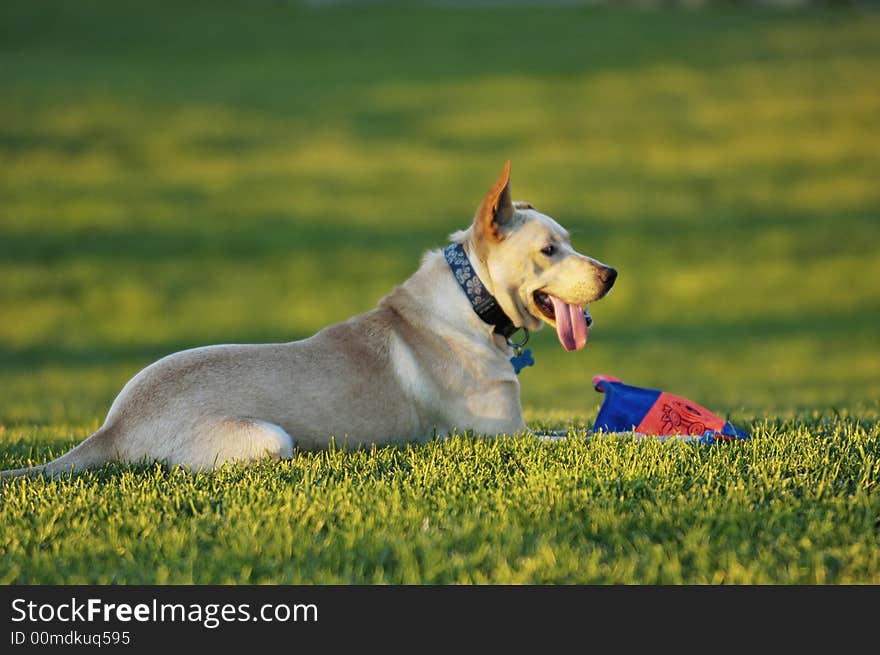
xmin=474 ymin=160 xmax=515 ymax=249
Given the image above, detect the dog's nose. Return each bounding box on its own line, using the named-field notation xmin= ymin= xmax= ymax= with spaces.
xmin=601 ymin=266 xmax=618 ymax=288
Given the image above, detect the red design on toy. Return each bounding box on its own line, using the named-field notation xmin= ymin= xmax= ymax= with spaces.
xmin=636 ymin=392 xmax=725 ymax=436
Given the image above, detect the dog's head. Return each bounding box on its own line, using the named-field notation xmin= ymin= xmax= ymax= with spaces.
xmin=455 ymin=161 xmax=617 ymax=351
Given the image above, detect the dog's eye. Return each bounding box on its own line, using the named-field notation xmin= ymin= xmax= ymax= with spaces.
xmin=541 ymin=245 xmax=557 ymax=257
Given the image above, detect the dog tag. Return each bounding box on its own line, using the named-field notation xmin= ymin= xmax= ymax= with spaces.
xmin=510 ymin=348 xmax=534 ymax=375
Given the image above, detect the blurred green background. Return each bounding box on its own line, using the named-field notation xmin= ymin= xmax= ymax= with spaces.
xmin=1 ymin=1 xmax=879 ymax=430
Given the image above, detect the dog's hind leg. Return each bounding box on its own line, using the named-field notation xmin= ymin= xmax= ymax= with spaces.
xmin=1 ymin=418 xmax=294 ymax=479
xmin=0 ymin=424 xmax=118 ymax=479
xmin=179 ymin=417 xmax=295 ymax=471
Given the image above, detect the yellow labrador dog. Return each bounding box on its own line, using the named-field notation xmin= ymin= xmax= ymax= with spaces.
xmin=2 ymin=162 xmax=616 ymax=477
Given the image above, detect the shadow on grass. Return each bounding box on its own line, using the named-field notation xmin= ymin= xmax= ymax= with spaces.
xmin=1 ymin=301 xmax=876 ymax=375
xmin=599 ymin=308 xmax=879 ymax=347
xmin=1 ymin=3 xmax=798 ymax=114
xmin=2 ymin=208 xmax=877 ymax=265
xmin=0 ymin=329 xmax=310 ymax=373
xmin=0 ymin=218 xmax=447 ymax=264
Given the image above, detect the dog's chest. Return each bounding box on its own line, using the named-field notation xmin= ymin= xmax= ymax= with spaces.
xmin=388 ymin=330 xmax=520 ymax=431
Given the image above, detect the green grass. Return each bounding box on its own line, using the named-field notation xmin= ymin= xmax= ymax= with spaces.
xmin=1 ymin=1 xmax=879 ymax=583
xmin=2 ymin=419 xmax=878 ymax=584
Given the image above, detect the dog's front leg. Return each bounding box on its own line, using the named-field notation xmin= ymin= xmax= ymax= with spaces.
xmin=457 ymin=380 xmax=527 ymax=437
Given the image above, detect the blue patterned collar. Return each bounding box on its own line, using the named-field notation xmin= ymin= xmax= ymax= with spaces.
xmin=443 ymin=243 xmax=533 ymax=374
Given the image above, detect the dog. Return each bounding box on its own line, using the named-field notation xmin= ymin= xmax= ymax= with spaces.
xmin=1 ymin=161 xmax=616 ymax=477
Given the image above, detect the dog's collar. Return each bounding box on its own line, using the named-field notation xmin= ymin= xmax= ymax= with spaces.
xmin=443 ymin=243 xmax=517 ymax=339
xmin=444 ymin=243 xmax=533 ymax=374
xmin=443 ymin=243 xmax=517 ymax=337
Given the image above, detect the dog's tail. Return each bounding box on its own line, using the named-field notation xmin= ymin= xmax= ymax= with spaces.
xmin=0 ymin=425 xmax=116 ymax=479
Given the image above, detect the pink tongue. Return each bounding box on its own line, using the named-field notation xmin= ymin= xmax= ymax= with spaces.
xmin=549 ymin=296 xmax=588 ymax=351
